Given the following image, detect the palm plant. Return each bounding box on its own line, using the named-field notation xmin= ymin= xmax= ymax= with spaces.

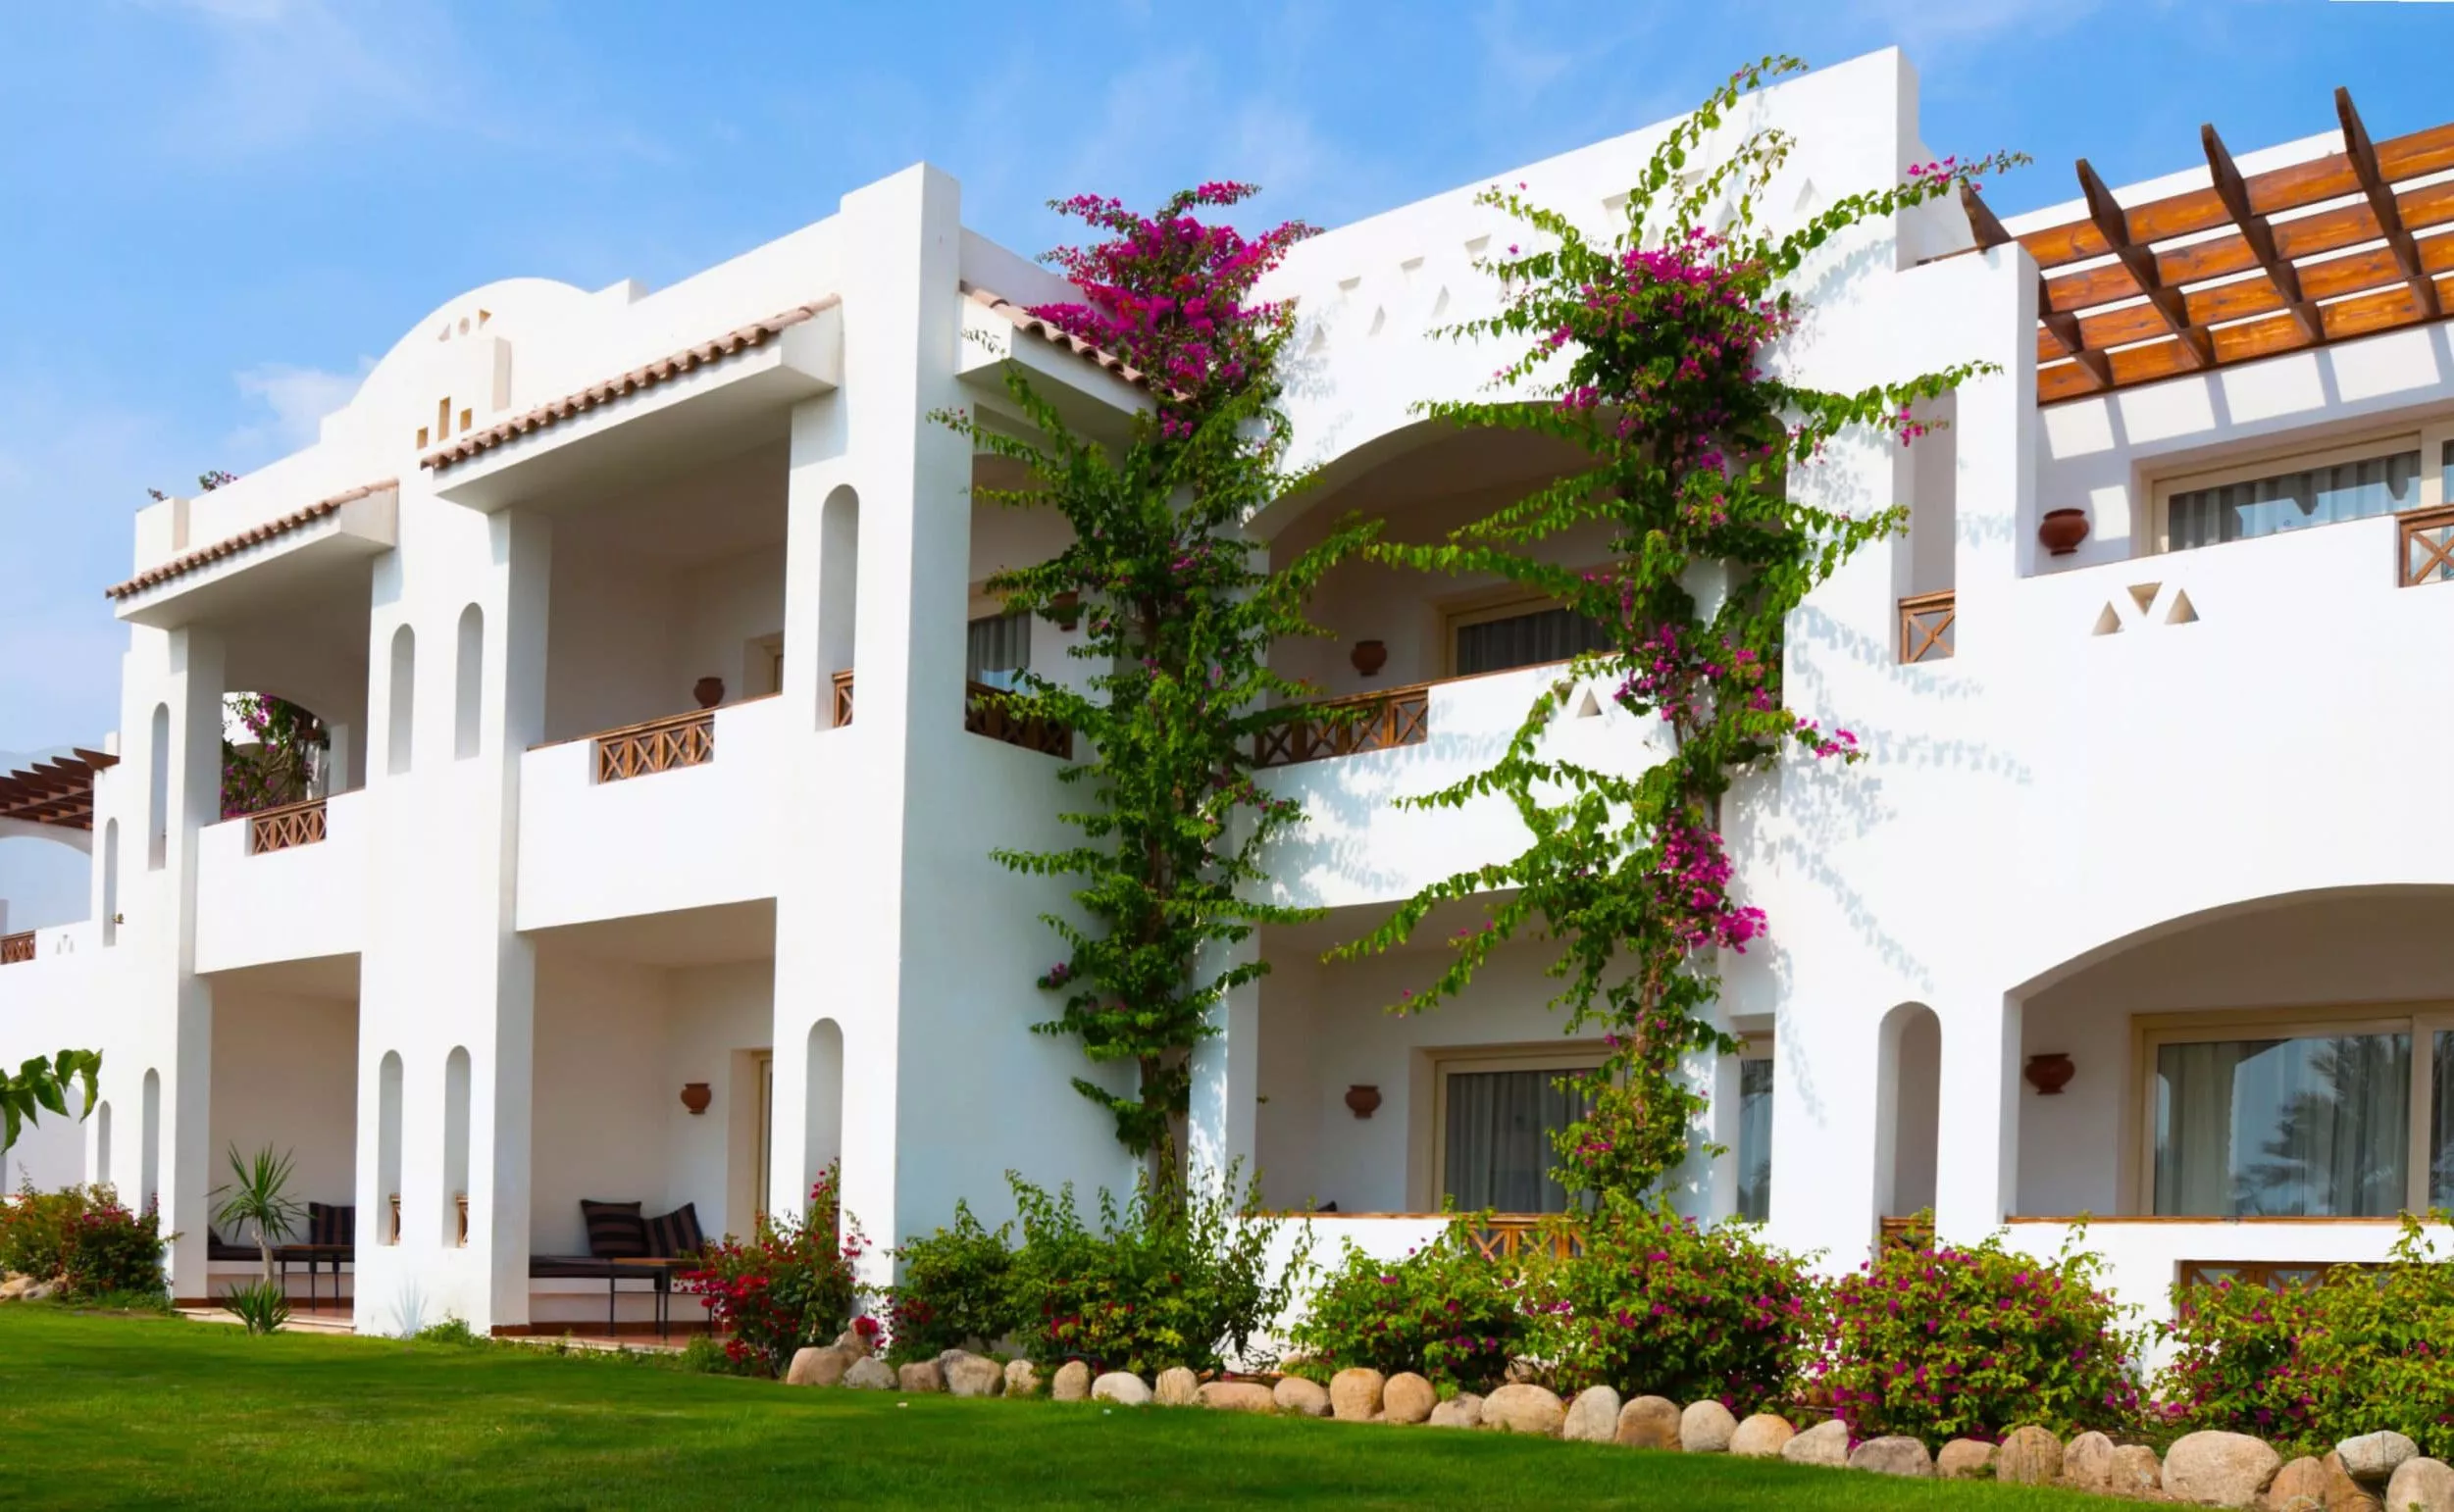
xmin=210 ymin=1143 xmax=303 ymax=1287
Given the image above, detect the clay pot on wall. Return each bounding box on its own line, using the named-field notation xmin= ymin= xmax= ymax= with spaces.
xmin=1046 ymin=591 xmax=1083 ymax=631
xmin=1344 ymin=1084 xmax=1382 ymax=1119
xmin=681 ymin=1082 xmax=713 ymax=1116
xmin=2023 ymin=1053 xmax=2075 ymax=1096
xmin=1350 ymin=640 xmax=1388 ymax=677
xmin=692 ymin=677 xmax=726 ymax=710
xmin=2038 ymin=509 xmax=2091 ymax=557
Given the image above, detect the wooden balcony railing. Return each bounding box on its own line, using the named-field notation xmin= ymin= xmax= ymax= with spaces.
xmin=965 ymin=681 xmax=1071 ymax=758
xmin=0 ymin=931 xmax=33 ymax=966
xmin=831 ymin=669 xmax=855 ymax=729
xmin=2177 ymin=1258 xmax=2374 ymax=1291
xmin=592 ymin=709 xmax=715 ymax=782
xmin=1253 ymin=684 xmax=1432 ymax=768
xmin=1878 ymin=1214 xmax=1935 ymax=1253
xmin=247 ymin=797 xmax=328 ymax=854
xmin=1899 ymin=589 xmax=1957 ymax=663
xmin=1461 ymin=1215 xmax=1583 ymax=1262
xmin=2399 ymin=505 xmax=2454 ymax=586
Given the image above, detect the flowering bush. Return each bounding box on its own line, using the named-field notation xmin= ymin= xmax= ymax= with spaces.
xmin=1285 ymin=1224 xmax=1526 ymax=1392
xmin=1526 ymin=1199 xmax=1816 ymax=1409
xmin=884 ymin=1200 xmax=1018 ymax=1364
xmin=2158 ymin=1215 xmax=2454 ymax=1458
xmin=221 ymin=692 xmax=326 ymax=819
xmin=1812 ymin=1224 xmax=2142 ymax=1444
xmin=677 ymin=1164 xmax=868 ymax=1378
xmin=0 ymin=1182 xmax=167 ymax=1298
xmin=1002 ymin=1169 xmax=1307 ymax=1376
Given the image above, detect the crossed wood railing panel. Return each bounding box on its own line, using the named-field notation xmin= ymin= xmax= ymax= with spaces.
xmin=964 ymin=681 xmax=1071 ymax=758
xmin=248 ymin=797 xmax=328 ymax=854
xmin=593 ymin=710 xmax=715 ymax=782
xmin=1253 ymin=684 xmax=1433 ymax=768
xmin=831 ymin=669 xmax=855 ymax=729
xmin=1899 ymin=589 xmax=1957 ymax=664
xmin=1460 ymin=1216 xmax=1583 ymax=1262
xmin=2399 ymin=506 xmax=2454 ymax=586
xmin=1878 ymin=1215 xmax=1935 ymax=1254
xmin=0 ymin=931 xmax=33 ymax=966
xmin=2176 ymin=1258 xmax=2373 ymax=1292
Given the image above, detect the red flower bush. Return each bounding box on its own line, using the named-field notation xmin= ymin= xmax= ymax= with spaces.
xmin=678 ymin=1163 xmax=868 ymax=1377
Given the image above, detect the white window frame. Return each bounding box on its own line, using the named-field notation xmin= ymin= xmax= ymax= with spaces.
xmin=1733 ymin=1036 xmax=1775 ymax=1223
xmin=2128 ymin=1001 xmax=2453 ymax=1217
xmin=1426 ymin=1043 xmax=1608 ymax=1216
xmin=2146 ymin=422 xmax=2454 ymax=554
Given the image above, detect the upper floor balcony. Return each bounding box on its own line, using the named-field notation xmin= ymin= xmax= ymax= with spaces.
xmin=195 ymin=789 xmax=369 ymax=974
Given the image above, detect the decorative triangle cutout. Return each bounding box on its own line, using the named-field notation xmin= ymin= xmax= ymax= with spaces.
xmin=1367 ymin=307 xmax=1387 ymax=337
xmin=1429 ymin=287 xmax=1451 ymax=323
xmin=1794 ymin=177 xmax=1818 ymax=216
xmin=2127 ymin=582 xmax=2161 ymax=615
xmin=2165 ymin=589 xmax=2198 ymax=625
xmin=1574 ymin=688 xmax=1603 ymax=718
xmin=2093 ymin=604 xmax=2123 ymax=636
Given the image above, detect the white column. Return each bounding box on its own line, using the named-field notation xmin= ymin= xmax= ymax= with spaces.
xmin=157 ymin=625 xmax=225 ymax=1300
xmin=1933 ymin=990 xmax=2020 ymax=1243
xmin=1186 ymin=934 xmax=1260 ymax=1200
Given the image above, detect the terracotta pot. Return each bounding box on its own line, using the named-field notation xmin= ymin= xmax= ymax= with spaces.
xmin=1344 ymin=1084 xmax=1382 ymax=1120
xmin=1350 ymin=639 xmax=1388 ymax=677
xmin=2023 ymin=1052 xmax=2075 ymax=1096
xmin=1047 ymin=591 xmax=1083 ymax=630
xmin=2038 ymin=508 xmax=2090 ymax=557
xmin=681 ymin=1082 xmax=713 ymax=1116
xmin=692 ymin=677 xmax=726 ymax=710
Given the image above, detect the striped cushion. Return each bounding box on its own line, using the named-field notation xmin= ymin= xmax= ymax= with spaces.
xmin=580 ymin=1199 xmax=648 ymax=1259
xmin=645 ymin=1203 xmax=705 ymax=1260
xmin=307 ymin=1202 xmax=355 ymax=1247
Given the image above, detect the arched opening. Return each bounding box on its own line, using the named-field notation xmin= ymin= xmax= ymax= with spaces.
xmin=802 ymin=1019 xmax=844 ymax=1209
xmin=441 ymin=1046 xmax=471 ymax=1247
xmin=93 ymin=1100 xmax=112 ymax=1185
xmin=101 ymin=818 xmax=120 ymax=946
xmin=818 ymin=486 xmax=858 ymax=729
xmin=453 ymin=604 xmax=484 ymax=761
xmin=387 ymin=625 xmax=417 ymax=776
xmin=139 ymin=1068 xmax=162 ymax=1212
xmin=378 ymin=1051 xmax=404 ymax=1244
xmin=146 ymin=703 xmax=169 ymax=870
xmin=1874 ymin=1004 xmax=1941 ymax=1223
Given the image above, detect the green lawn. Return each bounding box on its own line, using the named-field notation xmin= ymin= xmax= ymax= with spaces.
xmin=0 ymin=1308 xmax=2108 ymax=1510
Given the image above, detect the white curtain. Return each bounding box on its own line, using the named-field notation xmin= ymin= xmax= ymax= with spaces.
xmin=966 ymin=610 xmax=1031 ymax=689
xmin=1443 ymin=1069 xmax=1588 ymax=1215
xmin=1454 ymin=607 xmax=1613 ymax=677
xmin=1737 ymin=1059 xmax=1773 ymax=1222
xmin=2432 ymin=1031 xmax=2454 ymax=1208
xmin=2168 ymin=448 xmax=2420 ymax=550
xmin=2156 ymin=1033 xmax=2410 ymax=1216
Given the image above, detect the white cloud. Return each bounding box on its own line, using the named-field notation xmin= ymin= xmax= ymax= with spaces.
xmin=228 ymin=358 xmax=372 ymax=459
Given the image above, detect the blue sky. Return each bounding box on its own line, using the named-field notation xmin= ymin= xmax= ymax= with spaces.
xmin=1 ymin=0 xmax=2444 ymax=755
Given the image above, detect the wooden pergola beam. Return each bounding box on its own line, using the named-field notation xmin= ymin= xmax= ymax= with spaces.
xmin=2076 ymin=157 xmax=2212 ymax=371
xmin=2202 ymin=122 xmax=2323 ymax=344
xmin=2337 ymin=86 xmax=2441 ymax=320
xmin=1961 ymin=182 xmax=2013 ymax=250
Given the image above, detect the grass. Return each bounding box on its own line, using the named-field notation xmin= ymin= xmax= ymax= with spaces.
xmin=0 ymin=1308 xmax=2110 ymax=1510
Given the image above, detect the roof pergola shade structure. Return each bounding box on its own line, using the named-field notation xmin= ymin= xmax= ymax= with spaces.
xmin=0 ymin=750 xmax=119 ymax=832
xmin=1962 ymin=89 xmax=2454 ymax=404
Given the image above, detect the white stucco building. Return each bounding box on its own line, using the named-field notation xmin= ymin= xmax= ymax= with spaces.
xmin=6 ymin=49 xmax=2452 ymax=1338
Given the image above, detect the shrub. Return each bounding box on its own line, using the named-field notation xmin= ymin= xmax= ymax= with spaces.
xmin=2158 ymin=1215 xmax=2454 ymax=1459
xmin=0 ymin=1182 xmax=167 ymax=1299
xmin=1525 ymin=1199 xmax=1818 ymax=1409
xmin=1811 ymin=1221 xmax=2143 ymax=1445
xmin=412 ymin=1317 xmax=484 ymax=1347
xmin=678 ymin=1163 xmax=868 ymax=1378
xmin=886 ymin=1200 xmax=1018 ymax=1364
xmin=223 ymin=1277 xmax=289 ymax=1336
xmin=1285 ymin=1223 xmax=1526 ymax=1392
xmin=1003 ymin=1168 xmax=1308 ymax=1377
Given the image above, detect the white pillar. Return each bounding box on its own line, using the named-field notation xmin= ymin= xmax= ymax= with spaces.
xmin=1933 ymin=991 xmax=2020 ymax=1243
xmin=1186 ymin=934 xmax=1260 ymax=1200
xmin=156 ymin=625 xmax=224 ymax=1301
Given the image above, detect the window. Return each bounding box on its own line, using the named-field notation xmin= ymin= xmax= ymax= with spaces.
xmin=1451 ymin=602 xmax=1612 ymax=678
xmin=2143 ymin=1008 xmax=2454 ymax=1218
xmin=2152 ymin=427 xmax=2454 ymax=553
xmin=966 ymin=609 xmax=1031 ymax=690
xmin=1435 ymin=1050 xmax=1599 ymax=1215
xmin=1736 ymin=1056 xmax=1773 ymax=1222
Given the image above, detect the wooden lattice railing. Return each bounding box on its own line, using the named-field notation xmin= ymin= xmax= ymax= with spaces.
xmin=593 ymin=710 xmax=715 ymax=782
xmin=2176 ymin=1258 xmax=2373 ymax=1291
xmin=964 ymin=681 xmax=1071 ymax=758
xmin=1462 ymin=1216 xmax=1583 ymax=1262
xmin=247 ymin=797 xmax=328 ymax=854
xmin=1878 ymin=1215 xmax=1935 ymax=1253
xmin=0 ymin=931 xmax=33 ymax=966
xmin=831 ymin=669 xmax=856 ymax=729
xmin=1899 ymin=590 xmax=1957 ymax=663
xmin=1253 ymin=684 xmax=1432 ymax=768
xmin=2400 ymin=505 xmax=2454 ymax=586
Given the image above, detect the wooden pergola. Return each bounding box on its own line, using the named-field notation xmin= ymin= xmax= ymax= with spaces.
xmin=1962 ymin=90 xmax=2454 ymax=404
xmin=0 ymin=749 xmax=118 ymax=832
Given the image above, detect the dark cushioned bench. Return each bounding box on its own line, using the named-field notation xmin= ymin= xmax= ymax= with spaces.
xmin=530 ymin=1198 xmax=704 ymax=1337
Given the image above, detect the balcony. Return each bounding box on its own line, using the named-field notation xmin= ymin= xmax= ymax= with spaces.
xmin=248 ymin=797 xmax=328 ymax=853
xmin=0 ymin=932 xmax=31 ymax=967
xmin=1897 ymin=590 xmax=1956 ymax=664
xmin=1253 ymin=684 xmax=1431 ymax=768
xmin=195 ymin=790 xmax=367 ymax=974
xmin=824 ymin=671 xmax=1072 ymax=757
xmin=2400 ymin=505 xmax=2454 ymax=586
xmin=592 ymin=709 xmax=715 ymax=783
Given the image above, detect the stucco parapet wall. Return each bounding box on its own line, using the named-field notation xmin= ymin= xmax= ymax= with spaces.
xmin=103 ymin=479 xmax=396 ymax=601
xmin=418 ymin=297 xmax=842 ymax=473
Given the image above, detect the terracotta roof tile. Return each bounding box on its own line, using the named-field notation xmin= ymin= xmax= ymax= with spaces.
xmin=961 ymin=282 xmax=1179 ymax=398
xmin=421 ymin=297 xmax=843 ymax=473
xmin=105 ymin=479 xmax=398 ymax=601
